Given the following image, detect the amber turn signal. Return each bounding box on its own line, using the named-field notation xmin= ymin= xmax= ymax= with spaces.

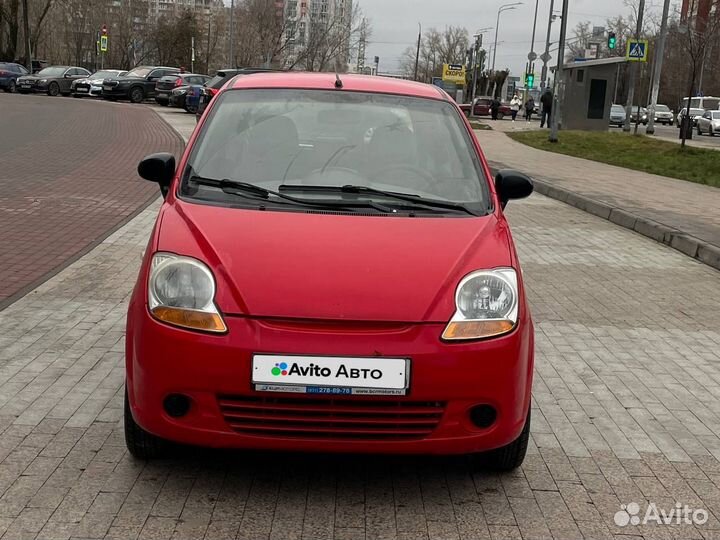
xmin=442 ymin=320 xmax=515 ymax=340
xmin=151 ymin=306 xmax=227 ymax=333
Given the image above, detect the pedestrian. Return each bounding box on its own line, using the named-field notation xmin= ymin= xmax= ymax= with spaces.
xmin=490 ymin=97 xmax=501 ymax=121
xmin=510 ymin=94 xmax=522 ymax=122
xmin=540 ymin=88 xmax=553 ymax=128
xmin=524 ymin=97 xmax=535 ymax=122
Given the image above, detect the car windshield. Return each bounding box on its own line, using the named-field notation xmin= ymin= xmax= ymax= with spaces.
xmin=126 ymin=67 xmax=151 ymax=78
xmin=91 ymin=71 xmax=119 ymax=79
xmin=37 ymin=67 xmax=66 ymax=77
xmin=183 ymin=89 xmax=488 ymax=209
xmin=656 ymin=105 xmax=670 ymax=112
xmin=611 ymin=105 xmax=624 ymax=113
xmin=712 ymin=112 xmax=720 ymax=119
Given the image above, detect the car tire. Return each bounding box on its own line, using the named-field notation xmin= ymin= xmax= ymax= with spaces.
xmin=711 ymin=128 xmax=715 ymax=137
xmin=48 ymin=82 xmax=59 ymax=96
xmin=473 ymin=408 xmax=530 ymax=471
xmin=7 ymin=80 xmax=16 ymax=93
xmin=697 ymin=126 xmax=702 ymax=136
xmin=129 ymin=87 xmax=145 ymax=104
xmin=124 ymin=388 xmax=168 ymax=459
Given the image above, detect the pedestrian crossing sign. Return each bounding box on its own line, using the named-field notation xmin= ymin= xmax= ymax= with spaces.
xmin=626 ymin=39 xmax=648 ymax=62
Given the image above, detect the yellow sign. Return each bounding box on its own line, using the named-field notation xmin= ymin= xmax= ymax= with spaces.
xmin=100 ymin=35 xmax=108 ymax=53
xmin=626 ymin=39 xmax=648 ymax=62
xmin=442 ymin=63 xmax=466 ymax=84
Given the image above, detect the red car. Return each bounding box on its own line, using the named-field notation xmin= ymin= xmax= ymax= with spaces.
xmin=126 ymin=73 xmax=535 ymax=470
xmin=459 ymin=96 xmax=512 ymax=119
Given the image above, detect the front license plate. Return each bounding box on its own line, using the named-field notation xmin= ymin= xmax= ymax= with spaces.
xmin=77 ymin=88 xmax=88 ymax=93
xmin=252 ymin=355 xmax=409 ymax=395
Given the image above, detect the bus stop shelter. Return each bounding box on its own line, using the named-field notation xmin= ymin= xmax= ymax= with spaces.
xmin=560 ymin=57 xmax=628 ymax=131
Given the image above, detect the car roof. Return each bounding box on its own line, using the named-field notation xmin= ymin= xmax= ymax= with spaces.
xmin=228 ymin=72 xmax=448 ymax=101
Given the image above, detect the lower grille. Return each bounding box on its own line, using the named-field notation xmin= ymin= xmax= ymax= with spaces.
xmin=218 ymin=395 xmax=446 ymax=440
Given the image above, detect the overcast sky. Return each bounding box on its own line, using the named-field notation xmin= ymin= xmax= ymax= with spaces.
xmin=359 ymin=0 xmax=640 ymax=77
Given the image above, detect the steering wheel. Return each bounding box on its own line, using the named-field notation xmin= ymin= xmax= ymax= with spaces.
xmin=371 ymin=164 xmax=435 ymax=192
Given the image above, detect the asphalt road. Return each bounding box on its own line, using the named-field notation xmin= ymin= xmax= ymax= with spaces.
xmin=0 ymin=93 xmax=185 ymax=309
xmin=0 ymin=98 xmax=719 ymax=540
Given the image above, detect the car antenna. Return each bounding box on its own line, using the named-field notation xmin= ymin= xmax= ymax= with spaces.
xmin=335 ymin=72 xmax=343 ymax=89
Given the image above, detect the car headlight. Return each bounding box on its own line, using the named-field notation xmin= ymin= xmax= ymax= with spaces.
xmin=442 ymin=268 xmax=519 ymax=340
xmin=148 ymin=253 xmax=227 ymax=333
xmin=38 ymin=79 xmax=47 ymax=84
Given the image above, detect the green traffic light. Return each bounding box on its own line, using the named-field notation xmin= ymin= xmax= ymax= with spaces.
xmin=608 ymin=32 xmax=617 ymax=50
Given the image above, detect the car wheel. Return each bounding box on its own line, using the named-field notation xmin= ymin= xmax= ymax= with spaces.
xmin=711 ymin=128 xmax=715 ymax=137
xmin=472 ymin=408 xmax=530 ymax=471
xmin=129 ymin=87 xmax=145 ymax=104
xmin=697 ymin=126 xmax=702 ymax=136
xmin=124 ymin=388 xmax=168 ymax=459
xmin=8 ymin=80 xmax=16 ymax=93
xmin=48 ymin=82 xmax=59 ymax=96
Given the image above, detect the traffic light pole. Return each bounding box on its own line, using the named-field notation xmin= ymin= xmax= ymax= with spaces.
xmin=646 ymin=0 xmax=671 ymax=135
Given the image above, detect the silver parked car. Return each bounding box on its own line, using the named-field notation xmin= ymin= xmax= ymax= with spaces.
xmin=71 ymin=69 xmax=127 ymax=97
xmin=653 ymin=104 xmax=674 ymax=125
xmin=696 ymin=110 xmax=720 ymax=136
xmin=609 ymin=104 xmax=626 ymax=127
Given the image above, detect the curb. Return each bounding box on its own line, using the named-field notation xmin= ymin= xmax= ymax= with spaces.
xmin=530 ymin=177 xmax=720 ymax=272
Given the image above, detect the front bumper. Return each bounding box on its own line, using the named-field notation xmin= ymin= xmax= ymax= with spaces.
xmin=126 ymin=302 xmax=534 ymax=455
xmin=102 ymin=85 xmax=129 ymax=98
xmin=74 ymin=83 xmax=102 ymax=96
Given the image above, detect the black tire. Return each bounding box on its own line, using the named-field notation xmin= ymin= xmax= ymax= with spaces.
xmin=124 ymin=388 xmax=168 ymax=459
xmin=711 ymin=128 xmax=715 ymax=137
xmin=8 ymin=80 xmax=16 ymax=93
xmin=129 ymin=86 xmax=145 ymax=104
xmin=474 ymin=409 xmax=531 ymax=471
xmin=48 ymin=82 xmax=59 ymax=96
xmin=697 ymin=126 xmax=702 ymax=136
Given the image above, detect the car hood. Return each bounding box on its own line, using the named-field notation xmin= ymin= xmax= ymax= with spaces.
xmin=18 ymin=75 xmax=43 ymax=81
xmin=155 ymin=201 xmax=512 ymax=322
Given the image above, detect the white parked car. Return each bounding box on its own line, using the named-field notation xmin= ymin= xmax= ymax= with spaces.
xmin=696 ymin=110 xmax=720 ymax=136
xmin=71 ymin=69 xmax=127 ymax=97
xmin=676 ymin=107 xmax=705 ymax=127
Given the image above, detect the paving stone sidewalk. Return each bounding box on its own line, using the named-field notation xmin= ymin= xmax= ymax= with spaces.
xmin=475 ymin=128 xmax=720 ymax=269
xmin=1 ymin=106 xmax=720 ymax=540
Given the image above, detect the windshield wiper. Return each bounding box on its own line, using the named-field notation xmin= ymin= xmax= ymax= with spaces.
xmin=187 ymin=175 xmax=396 ymax=213
xmin=278 ymin=184 xmax=477 ymax=215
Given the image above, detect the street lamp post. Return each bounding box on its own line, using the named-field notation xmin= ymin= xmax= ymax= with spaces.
xmin=540 ymin=0 xmax=555 ymax=89
xmin=229 ymin=0 xmax=234 ymax=68
xmin=491 ymin=3 xmax=522 ymax=72
xmin=549 ymin=0 xmax=569 ymax=142
xmin=414 ymin=23 xmax=421 ymax=81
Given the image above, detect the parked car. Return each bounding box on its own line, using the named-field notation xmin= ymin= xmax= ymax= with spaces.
xmin=13 ymin=59 xmax=49 ymax=74
xmin=609 ymin=104 xmax=626 ymax=127
xmin=0 ymin=62 xmax=29 ymax=93
xmin=629 ymin=107 xmax=648 ymax=125
xmin=16 ymin=66 xmax=91 ymax=96
xmin=170 ymin=84 xmax=203 ymax=113
xmin=459 ymin=97 xmax=512 ymax=119
xmin=653 ymin=104 xmax=674 ymax=125
xmin=676 ymin=107 xmax=705 ymax=127
xmin=71 ymin=69 xmax=127 ymax=97
xmin=126 ymin=72 xmax=535 ymax=470
xmin=196 ymin=68 xmax=279 ymax=120
xmin=102 ymin=66 xmax=180 ymax=103
xmin=696 ymin=110 xmax=720 ymax=136
xmin=155 ymin=73 xmax=210 ymax=106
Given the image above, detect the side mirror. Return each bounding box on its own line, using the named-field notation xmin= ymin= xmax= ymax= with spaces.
xmin=138 ymin=153 xmax=175 ymax=198
xmin=64 ymin=73 xmax=72 ymax=78
xmin=495 ymin=170 xmax=533 ymax=209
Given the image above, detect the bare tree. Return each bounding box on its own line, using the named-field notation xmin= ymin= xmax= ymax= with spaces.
xmin=0 ymin=0 xmax=21 ymax=61
xmin=399 ymin=26 xmax=469 ymax=83
xmin=290 ymin=2 xmax=365 ymax=72
xmin=677 ymin=8 xmax=720 ymax=147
